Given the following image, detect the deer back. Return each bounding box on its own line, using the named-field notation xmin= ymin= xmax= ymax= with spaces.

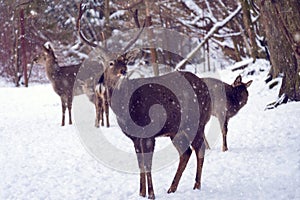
xmin=108 ymin=70 xmax=211 ymax=140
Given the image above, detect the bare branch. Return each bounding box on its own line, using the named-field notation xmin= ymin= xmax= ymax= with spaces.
xmin=175 ymin=4 xmax=242 ymax=70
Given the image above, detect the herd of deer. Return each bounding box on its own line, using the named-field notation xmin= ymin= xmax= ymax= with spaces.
xmin=33 ymin=10 xmax=252 ymax=199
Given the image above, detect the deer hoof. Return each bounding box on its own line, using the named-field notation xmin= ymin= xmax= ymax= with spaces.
xmin=167 ymin=186 xmax=177 ymax=193
xmin=148 ymin=194 xmax=155 ymax=199
xmin=222 ymin=146 xmax=228 ymax=152
xmin=95 ymin=121 xmax=99 ymax=128
xmin=193 ymin=182 xmax=201 ymax=190
xmin=139 ymin=191 xmax=146 ymax=197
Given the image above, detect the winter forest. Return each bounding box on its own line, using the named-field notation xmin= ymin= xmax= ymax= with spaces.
xmin=0 ymin=0 xmax=300 ymax=199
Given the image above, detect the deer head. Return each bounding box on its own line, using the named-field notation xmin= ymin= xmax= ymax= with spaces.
xmin=34 ymin=44 xmax=57 ymax=66
xmin=232 ymin=75 xmax=253 ymax=103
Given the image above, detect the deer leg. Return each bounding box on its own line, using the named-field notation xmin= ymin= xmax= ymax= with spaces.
xmin=146 ymin=171 xmax=155 ymax=199
xmin=61 ymin=98 xmax=66 ymax=126
xmin=100 ymin=105 xmax=104 ymax=127
xmin=95 ymin=105 xmax=100 ymax=128
xmin=140 ymin=172 xmax=146 ymax=197
xmin=168 ymin=133 xmax=192 ymax=193
xmin=134 ymin=139 xmax=156 ymax=199
xmin=167 ymin=147 xmax=192 ymax=193
xmin=144 ymin=139 xmax=155 ymax=199
xmin=221 ymin=119 xmax=229 ymax=152
xmin=95 ymin=104 xmax=100 ymax=128
xmin=104 ymin=100 xmax=110 ymax=127
xmin=94 ymin=97 xmax=100 ymax=128
xmin=134 ymin=140 xmax=146 ymax=197
xmin=168 ymin=132 xmax=192 ymax=193
xmin=191 ymin=132 xmax=206 ymax=190
xmin=67 ymin=98 xmax=72 ymax=125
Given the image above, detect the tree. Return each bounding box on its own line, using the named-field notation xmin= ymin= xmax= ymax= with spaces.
xmin=258 ymin=0 xmax=300 ymax=101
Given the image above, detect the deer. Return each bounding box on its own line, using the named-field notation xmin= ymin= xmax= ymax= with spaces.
xmin=94 ymin=74 xmax=110 ymax=127
xmin=104 ymin=55 xmax=211 ymax=199
xmin=34 ymin=44 xmax=80 ymax=126
xmin=77 ymin=4 xmax=212 ymax=199
xmin=81 ymin=74 xmax=110 ymax=128
xmin=203 ymin=75 xmax=252 ymax=151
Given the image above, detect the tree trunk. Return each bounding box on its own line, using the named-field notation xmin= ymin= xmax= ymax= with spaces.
xmin=259 ymin=0 xmax=300 ymax=101
xmin=240 ymin=0 xmax=259 ymax=61
xmin=104 ymin=0 xmax=110 ymax=27
xmin=20 ymin=8 xmax=28 ymax=87
xmin=145 ymin=0 xmax=159 ymax=76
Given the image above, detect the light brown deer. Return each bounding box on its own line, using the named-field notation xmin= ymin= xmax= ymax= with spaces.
xmin=203 ymin=75 xmax=252 ymax=151
xmin=81 ymin=74 xmax=110 ymax=128
xmin=34 ymin=45 xmax=80 ymax=126
xmin=94 ymin=74 xmax=110 ymax=127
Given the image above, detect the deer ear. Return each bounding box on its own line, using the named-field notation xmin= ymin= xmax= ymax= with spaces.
xmin=245 ymin=80 xmax=253 ymax=88
xmin=42 ymin=44 xmax=49 ymax=52
xmin=233 ymin=75 xmax=242 ymax=86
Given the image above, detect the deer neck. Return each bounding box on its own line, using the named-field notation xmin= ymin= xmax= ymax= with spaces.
xmin=106 ymin=77 xmax=129 ymax=108
xmin=45 ymin=58 xmax=60 ymax=79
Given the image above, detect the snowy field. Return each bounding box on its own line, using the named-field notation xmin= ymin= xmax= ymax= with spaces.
xmin=0 ymin=60 xmax=299 ymax=199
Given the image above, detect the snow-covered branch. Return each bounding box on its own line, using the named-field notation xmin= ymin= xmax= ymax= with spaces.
xmin=175 ymin=4 xmax=242 ymax=70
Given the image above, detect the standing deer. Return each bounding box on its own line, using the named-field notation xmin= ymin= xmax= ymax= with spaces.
xmin=99 ymin=55 xmax=211 ymax=199
xmin=81 ymin=74 xmax=110 ymax=128
xmin=34 ymin=44 xmax=80 ymax=126
xmin=94 ymin=74 xmax=110 ymax=127
xmin=203 ymin=75 xmax=252 ymax=151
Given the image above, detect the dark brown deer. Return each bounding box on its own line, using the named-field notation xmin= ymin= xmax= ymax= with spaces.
xmin=101 ymin=55 xmax=211 ymax=199
xmin=203 ymin=75 xmax=252 ymax=151
xmin=34 ymin=45 xmax=80 ymax=126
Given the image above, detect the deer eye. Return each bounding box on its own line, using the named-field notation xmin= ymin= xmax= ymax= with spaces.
xmin=109 ymin=61 xmax=114 ymax=68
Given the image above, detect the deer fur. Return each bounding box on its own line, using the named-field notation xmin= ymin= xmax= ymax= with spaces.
xmin=34 ymin=45 xmax=80 ymax=126
xmin=103 ymin=56 xmax=211 ymax=199
xmin=82 ymin=74 xmax=110 ymax=128
xmin=203 ymin=75 xmax=252 ymax=151
xmin=94 ymin=74 xmax=110 ymax=127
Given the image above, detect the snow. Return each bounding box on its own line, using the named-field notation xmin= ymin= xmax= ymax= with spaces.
xmin=110 ymin=10 xmax=126 ymax=20
xmin=1 ymin=59 xmax=300 ymax=199
xmin=182 ymin=0 xmax=203 ymax=17
xmin=228 ymin=58 xmax=254 ymax=71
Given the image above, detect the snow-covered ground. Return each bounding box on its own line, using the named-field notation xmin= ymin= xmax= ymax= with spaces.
xmin=0 ymin=60 xmax=299 ymax=199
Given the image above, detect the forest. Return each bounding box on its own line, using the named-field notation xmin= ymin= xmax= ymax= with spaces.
xmin=0 ymin=0 xmax=300 ymax=199
xmin=0 ymin=0 xmax=299 ymax=101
